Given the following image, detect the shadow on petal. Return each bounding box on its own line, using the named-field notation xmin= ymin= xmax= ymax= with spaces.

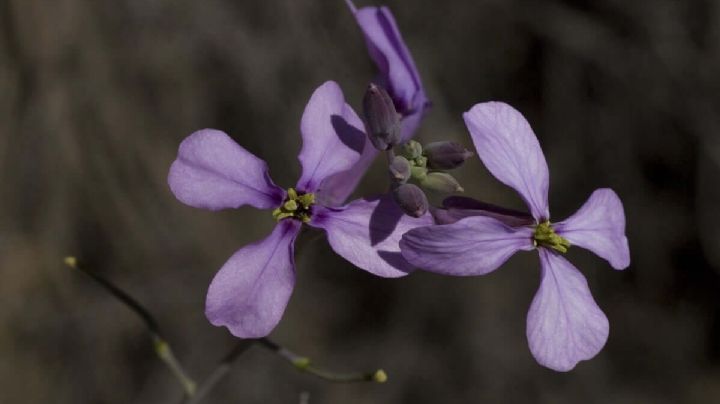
xmin=331 ymin=114 xmax=366 ymax=154
xmin=369 ymin=195 xmax=403 ymax=246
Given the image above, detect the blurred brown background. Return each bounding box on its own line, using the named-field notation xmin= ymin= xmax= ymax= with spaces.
xmin=2 ymin=0 xmax=720 ymax=402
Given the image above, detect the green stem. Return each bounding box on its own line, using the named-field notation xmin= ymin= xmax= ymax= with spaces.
xmin=182 ymin=340 xmax=254 ymax=404
xmin=257 ymin=338 xmax=387 ymax=383
xmin=64 ymin=257 xmax=197 ymax=397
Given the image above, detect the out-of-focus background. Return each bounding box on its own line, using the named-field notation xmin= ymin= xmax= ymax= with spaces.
xmin=2 ymin=0 xmax=720 ymax=402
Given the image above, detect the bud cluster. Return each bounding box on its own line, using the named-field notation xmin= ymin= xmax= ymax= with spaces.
xmin=362 ymin=83 xmax=474 ymax=218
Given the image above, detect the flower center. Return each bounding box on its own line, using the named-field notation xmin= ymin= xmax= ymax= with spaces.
xmin=533 ymin=221 xmax=570 ymax=253
xmin=272 ymin=188 xmax=315 ymax=223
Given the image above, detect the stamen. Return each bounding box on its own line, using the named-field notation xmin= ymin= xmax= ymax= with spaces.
xmin=533 ymin=221 xmax=571 ymax=253
xmin=272 ymin=188 xmax=315 ymax=223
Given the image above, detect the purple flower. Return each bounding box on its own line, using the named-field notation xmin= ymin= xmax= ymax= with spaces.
xmin=169 ymin=81 xmax=431 ymax=338
xmin=400 ymin=102 xmax=630 ymax=371
xmin=319 ymin=1 xmax=430 ymax=207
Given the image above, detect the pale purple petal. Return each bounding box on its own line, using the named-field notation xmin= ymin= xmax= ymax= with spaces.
xmin=555 ymin=188 xmax=630 ymax=270
xmin=296 ymin=81 xmax=366 ymax=193
xmin=399 ymin=105 xmax=426 ymax=142
xmin=310 ymin=195 xmax=433 ymax=278
xmin=400 ymin=216 xmax=534 ymax=276
xmin=168 ymin=129 xmax=284 ymax=211
xmin=205 ymin=220 xmax=301 ymax=338
xmin=315 ymin=140 xmax=377 ymax=207
xmin=527 ymin=249 xmax=609 ymax=371
xmin=463 ymin=102 xmax=550 ymax=221
xmin=432 ymin=196 xmax=535 ymax=226
xmin=352 ymin=5 xmax=429 ymax=121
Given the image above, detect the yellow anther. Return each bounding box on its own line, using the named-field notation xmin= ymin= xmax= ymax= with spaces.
xmin=272 ymin=188 xmax=315 ymax=223
xmin=283 ymin=199 xmax=298 ymax=211
xmin=533 ymin=221 xmax=571 ymax=253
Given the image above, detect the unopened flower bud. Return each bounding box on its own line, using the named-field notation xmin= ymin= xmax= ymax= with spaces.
xmin=363 ymin=83 xmax=400 ymax=150
xmin=392 ymin=183 xmax=428 ymax=218
xmin=389 ymin=156 xmax=411 ymax=183
xmin=423 ymin=141 xmax=474 ymax=170
xmin=401 ymin=140 xmax=423 ymax=159
xmin=410 ymin=165 xmax=428 ymax=181
xmin=420 ymin=172 xmax=464 ymax=193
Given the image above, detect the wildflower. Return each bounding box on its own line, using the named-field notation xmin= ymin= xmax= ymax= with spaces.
xmin=319 ymin=1 xmax=430 ymax=206
xmin=169 ymin=81 xmax=431 ymax=338
xmin=400 ymin=102 xmax=630 ymax=371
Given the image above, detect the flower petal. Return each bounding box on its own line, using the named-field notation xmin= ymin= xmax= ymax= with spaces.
xmin=463 ymin=102 xmax=550 ymax=221
xmin=205 ymin=220 xmax=301 ymax=338
xmin=399 ymin=103 xmax=426 ymax=143
xmin=432 ymin=196 xmax=535 ymax=226
xmin=296 ymin=81 xmax=366 ymax=193
xmin=400 ymin=216 xmax=534 ymax=276
xmin=555 ymin=188 xmax=630 ymax=270
xmin=351 ymin=4 xmax=429 ymax=122
xmin=527 ymin=249 xmax=609 ymax=371
xmin=310 ymin=195 xmax=433 ymax=278
xmin=314 ymin=141 xmax=377 ymax=207
xmin=168 ymin=129 xmax=284 ymax=210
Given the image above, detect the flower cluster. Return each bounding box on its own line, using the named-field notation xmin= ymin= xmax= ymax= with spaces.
xmin=168 ymin=0 xmax=629 ymax=372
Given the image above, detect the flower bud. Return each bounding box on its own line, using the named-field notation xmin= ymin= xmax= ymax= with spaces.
xmin=392 ymin=183 xmax=428 ymax=217
xmin=401 ymin=140 xmax=423 ymax=159
xmin=423 ymin=141 xmax=474 ymax=170
xmin=420 ymin=172 xmax=464 ymax=193
xmin=363 ymin=83 xmax=401 ymax=150
xmin=389 ymin=156 xmax=411 ymax=183
xmin=410 ymin=165 xmax=428 ymax=181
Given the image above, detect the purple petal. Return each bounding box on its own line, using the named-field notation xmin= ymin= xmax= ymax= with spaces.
xmin=205 ymin=220 xmax=301 ymax=338
xmin=310 ymin=195 xmax=433 ymax=278
xmin=555 ymin=188 xmax=630 ymax=270
xmin=316 ymin=105 xmax=423 ymax=207
xmin=463 ymin=102 xmax=550 ymax=221
xmin=168 ymin=129 xmax=284 ymax=211
xmin=399 ymin=103 xmax=426 ymax=142
xmin=527 ymin=249 xmax=609 ymax=371
xmin=352 ymin=5 xmax=429 ymax=122
xmin=432 ymin=196 xmax=535 ymax=226
xmin=400 ymin=216 xmax=534 ymax=276
xmin=296 ymin=81 xmax=366 ymax=193
xmin=315 ymin=141 xmax=377 ymax=207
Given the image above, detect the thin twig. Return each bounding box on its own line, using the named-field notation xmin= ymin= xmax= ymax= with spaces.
xmin=182 ymin=340 xmax=255 ymax=404
xmin=64 ymin=256 xmax=197 ymax=397
xmin=257 ymin=338 xmax=387 ymax=383
xmin=66 ymin=255 xmax=386 ymax=404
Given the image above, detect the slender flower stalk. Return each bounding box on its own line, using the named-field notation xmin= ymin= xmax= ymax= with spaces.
xmin=66 ymin=256 xmax=385 ymax=404
xmin=64 ymin=257 xmax=198 ymax=397
xmin=256 ymin=339 xmax=387 ymax=383
xmin=181 ymin=340 xmax=254 ymax=404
